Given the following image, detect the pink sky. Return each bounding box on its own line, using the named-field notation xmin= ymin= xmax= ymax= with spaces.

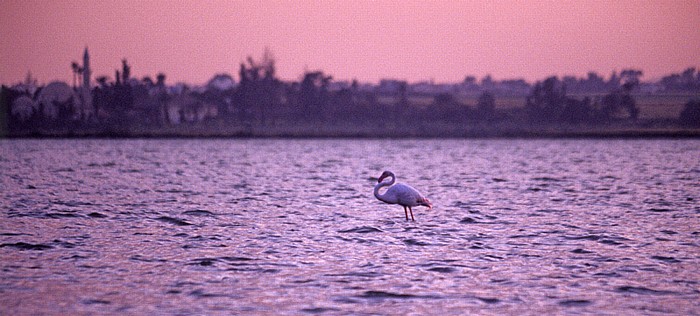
xmin=1 ymin=0 xmax=699 ymax=85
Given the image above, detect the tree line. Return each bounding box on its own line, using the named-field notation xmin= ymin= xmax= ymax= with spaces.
xmin=1 ymin=53 xmax=699 ymax=136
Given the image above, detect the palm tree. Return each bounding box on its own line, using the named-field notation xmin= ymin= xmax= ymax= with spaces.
xmin=71 ymin=61 xmax=83 ymax=89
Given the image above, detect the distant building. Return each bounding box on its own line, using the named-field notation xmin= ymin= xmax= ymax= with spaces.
xmin=377 ymin=79 xmax=407 ymax=95
xmin=37 ymin=81 xmax=76 ymax=120
xmin=206 ymin=74 xmax=236 ymax=91
xmin=410 ymin=81 xmax=455 ymax=95
xmin=326 ymin=81 xmax=351 ymax=92
xmin=82 ymin=47 xmax=91 ymax=89
xmin=79 ymin=47 xmax=93 ymax=119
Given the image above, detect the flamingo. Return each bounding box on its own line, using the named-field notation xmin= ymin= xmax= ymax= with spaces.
xmin=373 ymin=170 xmax=432 ymax=221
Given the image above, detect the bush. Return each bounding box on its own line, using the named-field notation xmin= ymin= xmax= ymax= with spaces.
xmin=679 ymin=99 xmax=700 ymax=127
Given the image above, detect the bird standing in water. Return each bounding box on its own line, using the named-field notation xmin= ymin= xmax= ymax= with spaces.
xmin=373 ymin=170 xmax=432 ymax=221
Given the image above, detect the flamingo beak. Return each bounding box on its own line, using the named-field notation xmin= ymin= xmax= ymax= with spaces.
xmin=425 ymin=198 xmax=433 ymax=210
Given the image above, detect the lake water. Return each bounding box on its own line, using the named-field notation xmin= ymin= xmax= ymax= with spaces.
xmin=1 ymin=138 xmax=699 ymax=315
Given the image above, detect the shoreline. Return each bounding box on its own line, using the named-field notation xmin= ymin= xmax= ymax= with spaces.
xmin=5 ymin=126 xmax=700 ymax=139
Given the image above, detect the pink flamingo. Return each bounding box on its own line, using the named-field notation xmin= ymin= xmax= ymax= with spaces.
xmin=374 ymin=171 xmax=432 ymax=221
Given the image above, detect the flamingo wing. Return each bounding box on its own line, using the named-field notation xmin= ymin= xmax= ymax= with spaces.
xmin=387 ymin=183 xmax=424 ymax=207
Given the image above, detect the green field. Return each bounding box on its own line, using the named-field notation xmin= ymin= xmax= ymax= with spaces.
xmin=384 ymin=93 xmax=700 ymax=120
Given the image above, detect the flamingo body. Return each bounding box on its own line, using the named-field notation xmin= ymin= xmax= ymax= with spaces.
xmin=374 ymin=171 xmax=432 ymax=221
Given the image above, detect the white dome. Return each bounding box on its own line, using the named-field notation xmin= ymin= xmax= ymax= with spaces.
xmin=37 ymin=81 xmax=75 ymax=119
xmin=206 ymin=74 xmax=235 ymax=91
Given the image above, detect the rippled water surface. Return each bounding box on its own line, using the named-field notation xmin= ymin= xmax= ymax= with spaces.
xmin=1 ymin=138 xmax=699 ymax=315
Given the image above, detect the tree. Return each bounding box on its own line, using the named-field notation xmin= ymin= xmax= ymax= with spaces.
xmin=121 ymin=59 xmax=131 ymax=84
xmin=619 ymin=71 xmax=640 ymax=120
xmin=96 ymin=76 xmax=109 ymax=88
xmin=261 ymin=47 xmax=276 ymax=80
xmin=481 ymin=75 xmax=494 ymax=89
xmin=299 ymin=71 xmax=332 ymax=120
xmin=433 ymin=93 xmax=455 ymax=105
xmin=155 ymin=73 xmax=169 ymax=125
xmin=525 ymin=76 xmax=566 ymax=123
xmin=679 ymin=99 xmax=700 ymax=127
xmin=681 ymin=67 xmax=697 ymax=90
xmin=234 ymin=49 xmax=284 ymax=125
xmin=156 ymin=73 xmax=166 ymax=86
xmin=476 ymin=91 xmax=495 ymax=120
xmin=600 ymin=92 xmax=621 ymax=120
xmin=663 ymin=67 xmax=700 ymax=92
xmin=607 ymin=71 xmax=620 ymax=91
xmin=621 ymin=94 xmax=638 ymax=120
xmin=580 ymin=72 xmax=606 ymax=93
xmin=620 ymin=69 xmax=643 ymax=87
xmin=431 ymin=92 xmax=468 ymax=123
xmin=600 ymin=87 xmax=638 ymax=121
xmin=142 ymin=76 xmax=154 ymax=87
xmin=561 ymin=97 xmax=592 ymax=124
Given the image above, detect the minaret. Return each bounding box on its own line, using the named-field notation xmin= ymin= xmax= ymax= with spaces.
xmin=82 ymin=47 xmax=91 ymax=89
xmin=80 ymin=47 xmax=94 ymax=120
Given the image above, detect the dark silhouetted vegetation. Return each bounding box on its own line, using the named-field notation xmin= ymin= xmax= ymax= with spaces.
xmin=679 ymin=99 xmax=700 ymax=127
xmin=1 ymin=50 xmax=699 ymax=137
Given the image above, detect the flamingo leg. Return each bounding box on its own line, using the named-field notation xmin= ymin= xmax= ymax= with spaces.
xmin=409 ymin=207 xmax=415 ymax=221
xmin=403 ymin=206 xmax=409 ymax=220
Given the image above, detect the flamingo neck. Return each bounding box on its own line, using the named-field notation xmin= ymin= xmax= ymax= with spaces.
xmin=373 ymin=173 xmax=396 ymax=203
